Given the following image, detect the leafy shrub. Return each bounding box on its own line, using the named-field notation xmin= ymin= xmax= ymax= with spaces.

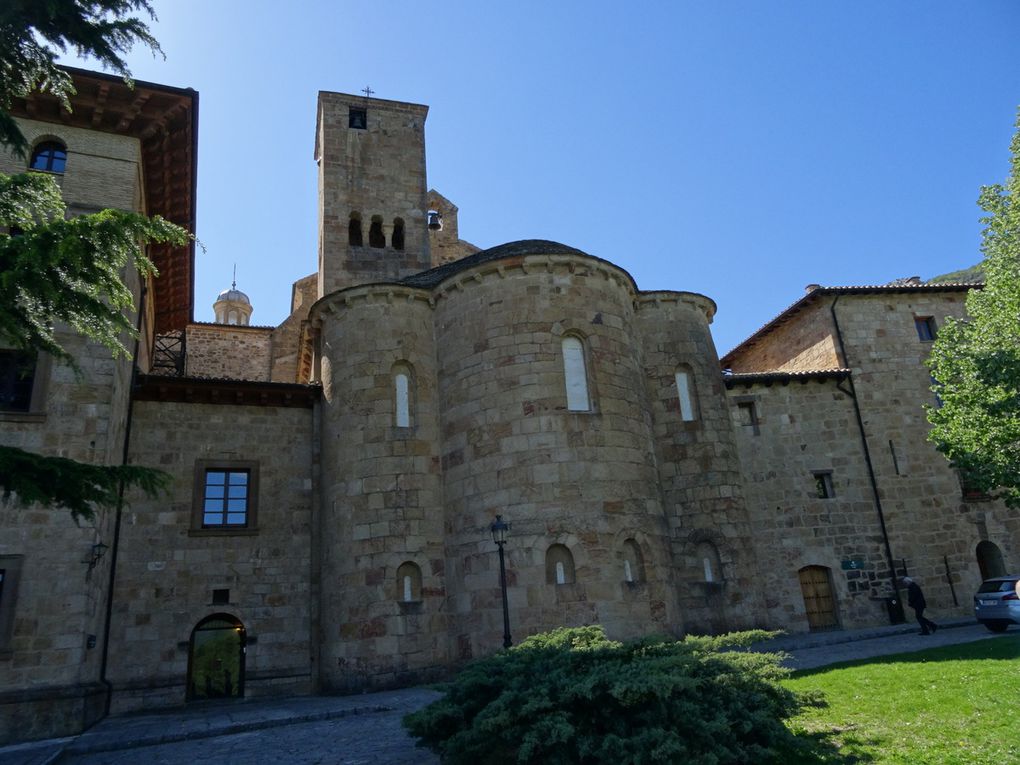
xmin=403 ymin=625 xmax=807 ymax=765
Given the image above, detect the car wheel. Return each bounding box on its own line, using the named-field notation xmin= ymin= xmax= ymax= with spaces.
xmin=984 ymin=621 xmax=1009 ymax=633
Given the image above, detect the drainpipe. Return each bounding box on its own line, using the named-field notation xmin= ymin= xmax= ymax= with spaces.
xmin=830 ymin=296 xmax=904 ymax=621
xmin=99 ymin=282 xmax=148 ymax=715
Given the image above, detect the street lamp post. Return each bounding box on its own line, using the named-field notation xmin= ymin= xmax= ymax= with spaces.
xmin=490 ymin=514 xmax=512 ymax=648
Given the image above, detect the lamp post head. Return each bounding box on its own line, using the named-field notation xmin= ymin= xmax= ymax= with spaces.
xmin=490 ymin=514 xmax=509 ymax=546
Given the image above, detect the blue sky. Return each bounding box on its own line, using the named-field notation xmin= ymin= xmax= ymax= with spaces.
xmin=60 ymin=1 xmax=1020 ymax=354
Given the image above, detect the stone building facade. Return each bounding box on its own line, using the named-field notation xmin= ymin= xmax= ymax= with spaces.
xmin=1 ymin=71 xmax=1016 ymax=743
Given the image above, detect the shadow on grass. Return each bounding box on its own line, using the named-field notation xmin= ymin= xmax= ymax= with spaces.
xmin=788 ymin=633 xmax=1020 ymax=679
xmin=772 ymin=726 xmax=881 ymax=764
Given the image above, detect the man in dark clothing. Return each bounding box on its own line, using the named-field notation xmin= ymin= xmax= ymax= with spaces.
xmin=902 ymin=577 xmax=938 ymax=635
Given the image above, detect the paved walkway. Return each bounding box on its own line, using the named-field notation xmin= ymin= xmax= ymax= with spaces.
xmin=2 ymin=619 xmax=1014 ymax=765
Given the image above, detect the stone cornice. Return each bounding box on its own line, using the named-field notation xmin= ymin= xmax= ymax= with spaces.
xmin=134 ymin=374 xmax=320 ymax=408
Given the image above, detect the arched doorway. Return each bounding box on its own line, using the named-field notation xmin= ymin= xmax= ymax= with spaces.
xmin=976 ymin=541 xmax=1007 ymax=580
xmin=187 ymin=614 xmax=246 ymax=701
xmin=798 ymin=566 xmax=839 ymax=631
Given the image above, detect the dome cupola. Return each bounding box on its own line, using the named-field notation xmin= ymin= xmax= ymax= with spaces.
xmin=213 ymin=269 xmax=253 ymax=325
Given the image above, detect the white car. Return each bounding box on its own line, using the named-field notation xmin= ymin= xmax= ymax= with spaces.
xmin=974 ymin=576 xmax=1020 ymax=633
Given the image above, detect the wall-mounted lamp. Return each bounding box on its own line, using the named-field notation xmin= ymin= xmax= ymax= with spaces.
xmin=84 ymin=542 xmax=109 ymax=570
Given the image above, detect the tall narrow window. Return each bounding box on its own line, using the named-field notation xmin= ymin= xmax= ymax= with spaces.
xmin=0 ymin=350 xmax=37 ymax=412
xmin=813 ymin=471 xmax=835 ymax=499
xmin=675 ymin=368 xmax=696 ymax=421
xmin=30 ymin=141 xmax=67 ymax=173
xmin=369 ymin=216 xmax=385 ymax=248
xmin=394 ymin=369 xmax=411 ymax=428
xmin=562 ymin=336 xmax=590 ymax=411
xmin=348 ymin=213 xmax=363 ymax=247
xmin=622 ymin=539 xmax=645 ymax=583
xmin=396 ymin=562 xmax=422 ymax=602
xmin=392 ymin=218 xmax=405 ymax=251
xmin=735 ymin=400 xmax=759 ymax=435
xmin=696 ymin=541 xmax=722 ymax=583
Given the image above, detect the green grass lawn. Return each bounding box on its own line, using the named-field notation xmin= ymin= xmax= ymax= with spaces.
xmin=778 ymin=635 xmax=1020 ymax=764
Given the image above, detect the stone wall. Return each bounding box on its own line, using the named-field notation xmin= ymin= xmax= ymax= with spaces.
xmin=724 ymin=298 xmax=839 ymax=372
xmin=0 ymin=121 xmax=144 ymax=743
xmin=636 ymin=293 xmax=767 ymax=634
xmin=316 ymin=93 xmax=431 ymax=297
xmin=427 ymin=190 xmax=480 ymax=266
xmin=108 ymin=400 xmax=315 ymax=712
xmin=317 ymin=286 xmax=447 ymax=691
xmin=270 ymin=273 xmax=318 ymax=383
xmin=728 ymin=376 xmax=893 ymax=631
xmin=185 ymin=324 xmax=273 ymax=381
xmin=429 ymin=254 xmax=679 ymax=658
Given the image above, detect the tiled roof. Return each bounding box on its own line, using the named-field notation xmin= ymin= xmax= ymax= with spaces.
xmin=723 ymin=368 xmax=851 ymax=388
xmin=720 ymin=282 xmax=982 ymax=366
xmin=399 ymin=239 xmax=593 ymax=289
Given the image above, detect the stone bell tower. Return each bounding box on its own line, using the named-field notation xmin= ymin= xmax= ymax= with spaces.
xmin=315 ymin=90 xmax=431 ymax=298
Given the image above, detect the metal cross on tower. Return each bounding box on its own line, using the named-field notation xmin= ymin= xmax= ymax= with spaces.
xmin=362 ymin=86 xmax=374 ymax=98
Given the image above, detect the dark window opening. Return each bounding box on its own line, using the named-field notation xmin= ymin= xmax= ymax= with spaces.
xmin=202 ymin=470 xmax=250 ymax=527
xmin=348 ymin=214 xmax=363 ymax=247
xmin=212 ymin=588 xmax=230 ymax=605
xmin=889 ymin=440 xmax=901 ymax=475
xmin=369 ymin=217 xmax=385 ymax=248
xmin=736 ymin=401 xmax=759 ymax=435
xmin=0 ymin=350 xmax=36 ymax=412
xmin=349 ymin=108 xmax=367 ymax=129
xmin=813 ymin=471 xmax=835 ymax=499
xmin=392 ymin=218 xmax=405 ymax=251
xmin=915 ymin=316 xmax=937 ymax=342
xmin=960 ymin=473 xmax=991 ymax=502
xmin=30 ymin=141 xmax=67 ymax=173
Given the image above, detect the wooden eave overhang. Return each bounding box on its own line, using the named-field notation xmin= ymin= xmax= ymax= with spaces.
xmin=134 ymin=374 xmax=320 ymax=408
xmin=10 ymin=66 xmax=198 ymax=333
xmin=723 ymin=368 xmax=852 ymax=390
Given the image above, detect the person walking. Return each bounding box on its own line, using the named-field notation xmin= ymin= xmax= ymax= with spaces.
xmin=902 ymin=576 xmax=938 ymax=635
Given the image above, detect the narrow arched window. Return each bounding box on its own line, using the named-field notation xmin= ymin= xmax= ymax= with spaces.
xmin=369 ymin=216 xmax=385 ymax=248
xmin=675 ymin=368 xmax=697 ymax=421
xmin=392 ymin=218 xmax=405 ymax=251
xmin=696 ymin=541 xmax=722 ymax=582
xmin=396 ymin=561 xmax=422 ymax=602
xmin=562 ymin=336 xmax=590 ymax=411
xmin=348 ymin=213 xmax=363 ymax=247
xmin=227 ymin=311 xmax=238 ymax=325
xmin=394 ymin=366 xmax=412 ymax=428
xmin=622 ymin=538 xmax=645 ymax=583
xmin=30 ymin=141 xmax=67 ymax=173
xmin=546 ymin=544 xmax=576 ymax=585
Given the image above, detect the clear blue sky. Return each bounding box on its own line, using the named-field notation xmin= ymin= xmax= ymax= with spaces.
xmin=61 ymin=1 xmax=1020 ymax=355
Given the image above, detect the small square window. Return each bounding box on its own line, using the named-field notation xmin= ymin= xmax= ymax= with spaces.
xmin=0 ymin=349 xmax=49 ymax=416
xmin=915 ymin=316 xmax=937 ymax=342
xmin=735 ymin=400 xmax=759 ymax=435
xmin=349 ymin=108 xmax=367 ymax=129
xmin=191 ymin=460 xmax=259 ymax=535
xmin=813 ymin=471 xmax=835 ymax=499
xmin=212 ymin=588 xmax=230 ymax=605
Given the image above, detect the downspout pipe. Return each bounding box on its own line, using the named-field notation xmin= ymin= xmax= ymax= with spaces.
xmin=99 ymin=282 xmax=147 ymax=715
xmin=830 ymin=295 xmax=904 ymax=620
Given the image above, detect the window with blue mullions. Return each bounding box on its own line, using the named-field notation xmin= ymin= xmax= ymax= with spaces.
xmin=29 ymin=142 xmax=67 ymax=173
xmin=202 ymin=470 xmax=250 ymax=526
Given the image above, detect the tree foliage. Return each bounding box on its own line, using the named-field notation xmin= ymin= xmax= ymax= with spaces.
xmin=0 ymin=2 xmax=186 ymax=523
xmin=404 ymin=625 xmax=808 ymax=765
xmin=0 ymin=171 xmax=186 ymax=369
xmin=0 ymin=0 xmax=162 ymax=155
xmin=927 ymin=116 xmax=1020 ymax=507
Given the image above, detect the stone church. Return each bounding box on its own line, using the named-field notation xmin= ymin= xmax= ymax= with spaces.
xmin=1 ymin=68 xmax=1017 ymax=743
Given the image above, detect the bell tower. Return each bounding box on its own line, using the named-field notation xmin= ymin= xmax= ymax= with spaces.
xmin=315 ymin=90 xmax=431 ymax=297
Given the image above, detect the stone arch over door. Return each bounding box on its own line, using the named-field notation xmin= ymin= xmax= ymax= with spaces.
xmin=798 ymin=565 xmax=840 ymax=631
xmin=976 ymin=541 xmax=1006 ymax=580
xmin=187 ymin=613 xmax=246 ymax=701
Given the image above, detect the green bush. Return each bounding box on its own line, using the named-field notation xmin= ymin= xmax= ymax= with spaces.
xmin=403 ymin=626 xmax=807 ymax=765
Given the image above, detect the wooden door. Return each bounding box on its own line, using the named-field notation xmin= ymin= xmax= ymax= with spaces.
xmin=799 ymin=566 xmax=839 ymax=631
